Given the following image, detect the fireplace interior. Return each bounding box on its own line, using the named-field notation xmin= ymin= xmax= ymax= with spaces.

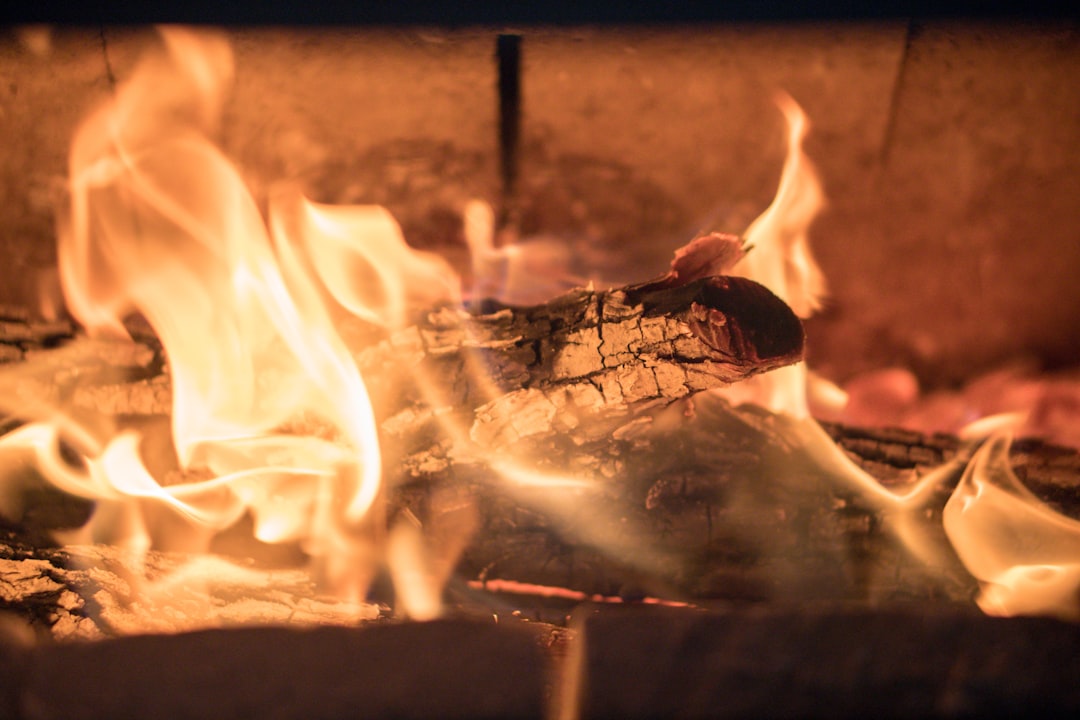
xmin=0 ymin=7 xmax=1078 ymax=720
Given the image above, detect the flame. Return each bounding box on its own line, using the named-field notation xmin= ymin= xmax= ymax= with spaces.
xmin=271 ymin=191 xmax=460 ymax=330
xmin=737 ymin=92 xmax=826 ymax=318
xmin=720 ymin=92 xmax=825 ymax=418
xmin=6 ymin=32 xmax=1077 ymax=629
xmin=4 ymin=27 xmax=411 ymax=612
xmin=712 ymin=94 xmax=1080 ymax=620
xmin=944 ymin=433 xmax=1080 ymax=621
xmin=463 ymin=198 xmax=581 ymax=305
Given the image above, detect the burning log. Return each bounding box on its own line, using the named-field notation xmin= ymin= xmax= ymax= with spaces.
xmin=2 ymin=395 xmax=1080 ymax=637
xmin=396 ymin=395 xmax=978 ymax=606
xmin=5 ymin=398 xmax=1070 ymax=633
xmin=1 ymin=234 xmax=804 ymax=438
xmin=0 ymin=540 xmax=382 ymax=640
xmin=359 ymin=233 xmax=805 ymax=451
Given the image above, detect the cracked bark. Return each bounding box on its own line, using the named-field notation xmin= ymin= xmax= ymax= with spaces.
xmin=0 ymin=540 xmax=381 ymax=641
xmin=363 ymin=272 xmax=804 ymax=455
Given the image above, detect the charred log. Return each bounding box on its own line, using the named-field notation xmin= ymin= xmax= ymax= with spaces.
xmin=361 ymin=271 xmax=804 ymax=451
xmin=394 ymin=395 xmax=981 ymax=606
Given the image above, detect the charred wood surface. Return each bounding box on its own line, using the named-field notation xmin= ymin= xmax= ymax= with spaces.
xmin=0 ymin=308 xmax=74 ymax=364
xmin=395 ymin=395 xmax=981 ymax=606
xmin=0 ymin=539 xmax=383 ymax=640
xmin=359 ymin=271 xmax=804 ymax=451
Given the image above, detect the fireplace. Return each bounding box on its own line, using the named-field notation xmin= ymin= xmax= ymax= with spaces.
xmin=1 ymin=8 xmax=1079 ymax=719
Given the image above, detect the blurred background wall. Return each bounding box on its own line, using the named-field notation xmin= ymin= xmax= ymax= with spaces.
xmin=0 ymin=20 xmax=1076 ymax=385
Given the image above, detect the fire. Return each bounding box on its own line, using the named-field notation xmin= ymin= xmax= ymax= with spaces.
xmin=270 ymin=191 xmax=460 ymax=331
xmin=0 ymin=27 xmax=451 ymax=621
xmin=719 ymin=93 xmax=1080 ymax=620
xmin=944 ymin=433 xmax=1080 ymax=621
xmin=0 ymin=28 xmax=1077 ymax=632
xmin=720 ymin=92 xmax=825 ymax=418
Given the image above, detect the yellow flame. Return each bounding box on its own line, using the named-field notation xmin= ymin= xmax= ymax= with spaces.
xmin=463 ymin=198 xmax=580 ymax=305
xmin=944 ymin=433 xmax=1080 ymax=621
xmin=271 ymin=190 xmax=460 ymax=330
xmin=36 ymin=27 xmax=394 ymax=606
xmin=720 ymin=92 xmax=825 ymax=418
xmin=738 ymin=92 xmax=826 ymax=318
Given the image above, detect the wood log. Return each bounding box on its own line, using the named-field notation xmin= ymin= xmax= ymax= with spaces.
xmin=359 ymin=263 xmax=804 ymax=451
xmin=0 ymin=234 xmax=805 ymax=450
xmin=0 ymin=538 xmax=383 ymax=640
xmin=394 ymin=394 xmax=983 ymax=606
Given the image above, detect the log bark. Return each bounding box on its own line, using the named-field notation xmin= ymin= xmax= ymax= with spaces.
xmin=359 ymin=272 xmax=804 ymax=452
xmin=0 ymin=539 xmax=383 ymax=640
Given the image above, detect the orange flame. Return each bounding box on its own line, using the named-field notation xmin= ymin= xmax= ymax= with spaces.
xmin=714 ymin=94 xmax=1080 ymax=619
xmin=721 ymin=92 xmax=825 ymax=418
xmin=944 ymin=433 xmax=1080 ymax=621
xmin=737 ymin=92 xmax=826 ymax=318
xmin=271 ymin=191 xmax=460 ymax=331
xmin=34 ymin=27 xmax=406 ymax=608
